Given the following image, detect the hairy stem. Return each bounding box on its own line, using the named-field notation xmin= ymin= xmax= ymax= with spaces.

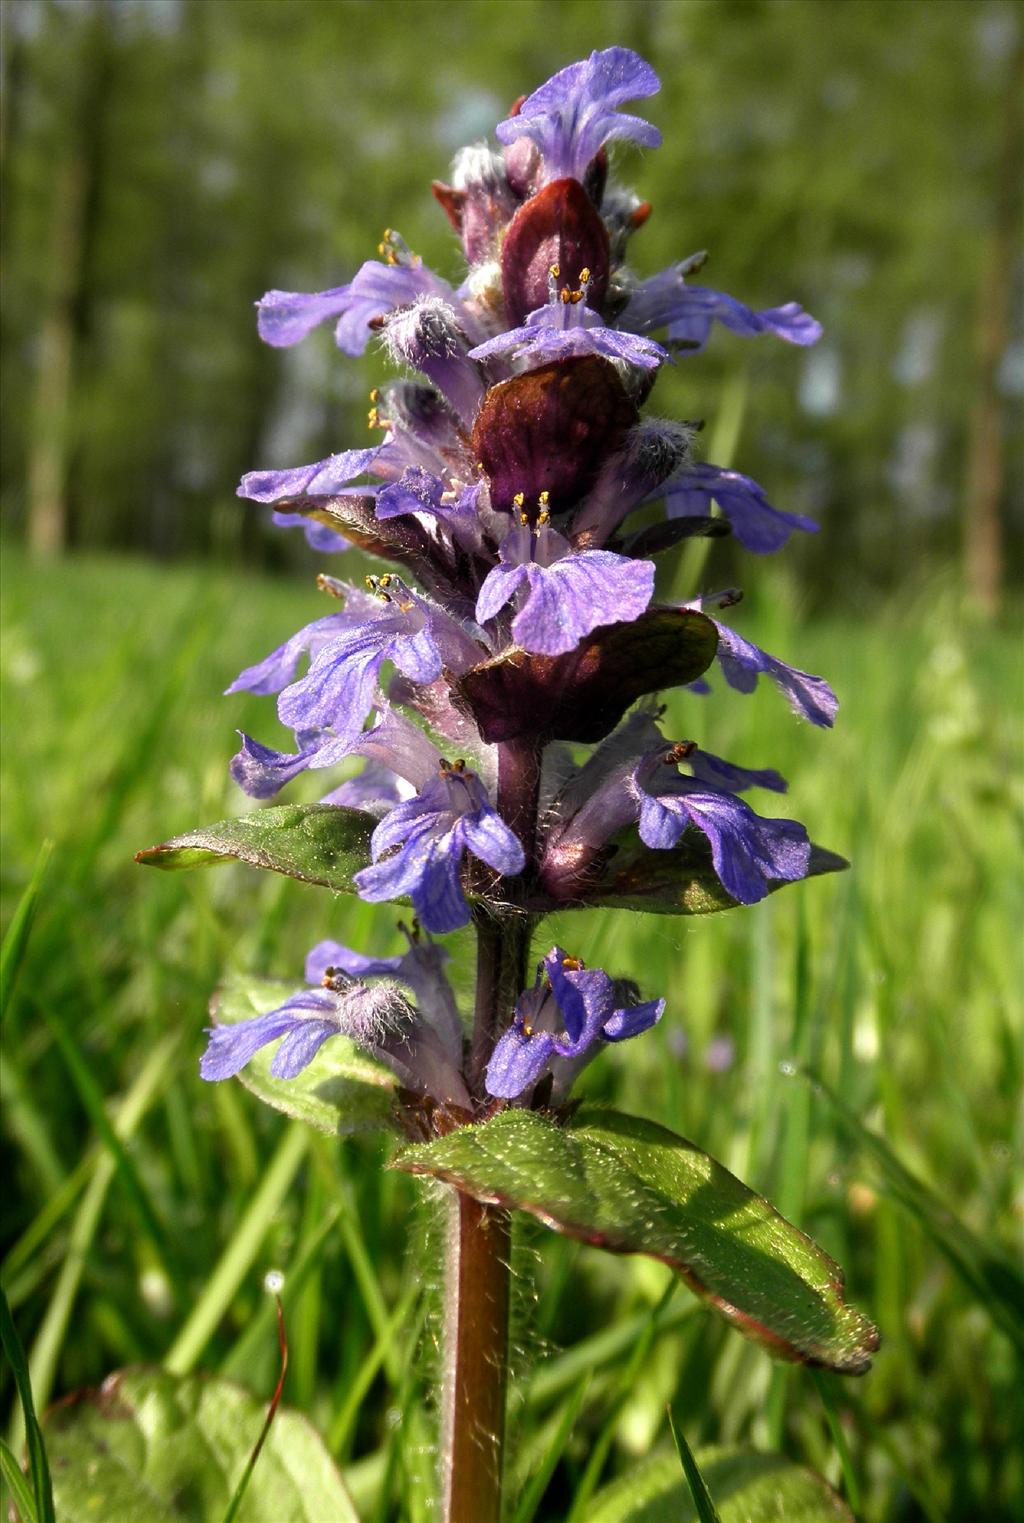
xmin=441 ymin=1190 xmax=512 ymax=1523
xmin=441 ymin=738 xmax=542 ymax=1521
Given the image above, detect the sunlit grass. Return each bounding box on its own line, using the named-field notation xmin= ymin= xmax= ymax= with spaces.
xmin=1 ymin=545 xmax=1021 ymax=1519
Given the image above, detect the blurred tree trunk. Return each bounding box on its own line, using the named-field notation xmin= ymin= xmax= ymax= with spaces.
xmin=26 ymin=0 xmax=111 ymax=557
xmin=963 ymin=41 xmax=1023 ymax=617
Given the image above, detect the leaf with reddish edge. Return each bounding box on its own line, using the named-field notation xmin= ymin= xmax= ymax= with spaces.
xmin=396 ymin=1108 xmax=879 ymax=1374
xmin=473 ymin=355 xmax=637 ymax=516
xmin=135 ymin=803 xmax=375 ymax=892
xmin=456 ymin=607 xmax=718 ymax=744
xmin=501 ymin=177 xmax=611 ymax=324
xmin=543 ymin=833 xmax=848 ymax=916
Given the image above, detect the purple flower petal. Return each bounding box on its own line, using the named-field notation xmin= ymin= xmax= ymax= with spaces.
xmin=711 ymin=619 xmax=838 ymax=728
xmin=477 ymin=539 xmax=654 ymax=657
xmin=637 ymin=781 xmax=811 ymax=905
xmin=200 ymin=990 xmax=338 ymax=1081
xmin=663 ymin=464 xmax=818 ymax=554
xmin=271 ymin=512 xmax=351 ymax=553
xmin=256 ymin=285 xmax=352 ymax=348
xmin=496 ymin=48 xmax=662 ymax=182
xmin=238 ymin=445 xmax=382 ymax=504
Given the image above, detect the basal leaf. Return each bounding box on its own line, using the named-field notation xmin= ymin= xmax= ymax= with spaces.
xmin=135 ymin=804 xmax=375 ymax=892
xmin=43 ymin=1367 xmax=360 ymax=1523
xmin=588 ymin=1445 xmax=854 ymax=1523
xmin=396 ymin=1108 xmax=878 ymax=1373
xmin=213 ymin=975 xmax=398 ymax=1135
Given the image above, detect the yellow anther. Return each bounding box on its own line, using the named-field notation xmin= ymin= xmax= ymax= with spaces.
xmin=522 ymin=1020 xmax=534 ymax=1037
xmin=538 ymin=490 xmax=550 ymax=507
xmin=379 ymin=573 xmax=393 ymax=587
xmin=519 ymin=511 xmax=530 ymax=526
xmin=369 ymin=387 xmax=380 ymax=402
xmin=537 ymin=508 xmax=550 ymax=526
xmin=578 ymin=267 xmax=591 ymax=284
xmin=513 ymin=491 xmax=525 ymax=509
xmin=549 ymin=263 xmax=560 ymax=279
xmin=561 ymin=955 xmax=584 ymax=972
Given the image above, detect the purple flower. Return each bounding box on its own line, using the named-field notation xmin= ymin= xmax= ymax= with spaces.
xmin=277 ymin=582 xmax=465 ymax=739
xmin=541 ymin=722 xmax=808 ymax=907
xmin=200 ymin=978 xmax=405 ymax=1082
xmin=621 ymin=257 xmax=822 ymax=352
xmin=230 ymin=702 xmax=443 ymax=803
xmin=486 ymin=945 xmax=663 ymax=1100
xmin=469 ymin=271 xmax=668 ymax=374
xmin=632 ymin=755 xmax=810 ymax=906
xmin=201 ymin=935 xmax=470 ymax=1105
xmin=495 ymin=48 xmax=662 ymax=184
xmin=686 ymin=594 xmax=838 ymax=728
xmin=238 ymin=444 xmax=383 ymax=504
xmin=660 ymin=463 xmax=819 ymax=554
xmin=256 ymin=235 xmax=455 ymax=356
xmin=354 ymin=760 xmax=524 ymax=933
xmin=476 ymin=518 xmax=654 ymax=657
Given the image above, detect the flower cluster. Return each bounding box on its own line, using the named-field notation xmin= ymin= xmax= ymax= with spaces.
xmin=205 ymin=48 xmax=834 ymax=1108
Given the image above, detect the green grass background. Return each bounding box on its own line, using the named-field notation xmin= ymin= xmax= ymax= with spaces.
xmin=1 ymin=543 xmax=1021 ymax=1519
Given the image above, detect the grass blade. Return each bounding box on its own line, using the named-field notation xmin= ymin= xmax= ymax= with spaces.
xmin=513 ymin=1372 xmax=590 ymax=1523
xmin=812 ymin=1073 xmax=1024 ymax=1351
xmin=164 ymin=1123 xmax=309 ymax=1376
xmin=0 ymin=842 xmax=53 ymax=1021
xmin=667 ymin=1408 xmax=725 ymax=1523
xmin=565 ymin=1279 xmax=678 ymax=1523
xmin=812 ymin=1371 xmax=863 ymax=1516
xmin=0 ymin=1288 xmax=54 ymax=1523
xmin=0 ymin=1435 xmax=39 ymax=1523
xmin=8 ymin=1034 xmax=178 ymax=1458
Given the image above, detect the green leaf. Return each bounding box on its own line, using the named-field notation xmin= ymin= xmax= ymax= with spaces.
xmin=396 ymin=1108 xmax=878 ymax=1373
xmin=135 ymin=803 xmax=375 ymax=892
xmin=42 ymin=1367 xmax=360 ymax=1523
xmin=559 ymin=837 xmax=848 ymax=917
xmin=0 ymin=1436 xmax=39 ymax=1523
xmin=587 ymin=1445 xmax=854 ymax=1523
xmin=213 ymin=975 xmax=398 ymax=1135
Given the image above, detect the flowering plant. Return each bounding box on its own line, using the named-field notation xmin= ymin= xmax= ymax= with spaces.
xmin=140 ymin=47 xmax=877 ymax=1520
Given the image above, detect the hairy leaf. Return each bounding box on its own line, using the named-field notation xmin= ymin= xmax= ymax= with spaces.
xmin=212 ymin=975 xmax=398 ymax=1135
xmin=135 ymin=804 xmax=375 ymax=891
xmin=588 ymin=1445 xmax=854 ymax=1522
xmin=397 ymin=1108 xmax=878 ymax=1373
xmin=43 ymin=1367 xmax=359 ymax=1523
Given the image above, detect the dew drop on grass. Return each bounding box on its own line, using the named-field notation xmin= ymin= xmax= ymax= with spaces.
xmin=264 ymin=1268 xmax=285 ymax=1294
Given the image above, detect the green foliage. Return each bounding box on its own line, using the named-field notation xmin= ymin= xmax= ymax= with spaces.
xmin=136 ymin=805 xmax=375 ymax=892
xmin=397 ymin=1108 xmax=878 ymax=1373
xmin=214 ymin=974 xmax=399 ymax=1136
xmin=41 ymin=1366 xmax=359 ymax=1523
xmin=588 ymin=1445 xmax=853 ymax=1523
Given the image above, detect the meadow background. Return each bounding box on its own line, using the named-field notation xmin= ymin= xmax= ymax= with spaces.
xmin=1 ymin=1 xmax=1022 ymax=1519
